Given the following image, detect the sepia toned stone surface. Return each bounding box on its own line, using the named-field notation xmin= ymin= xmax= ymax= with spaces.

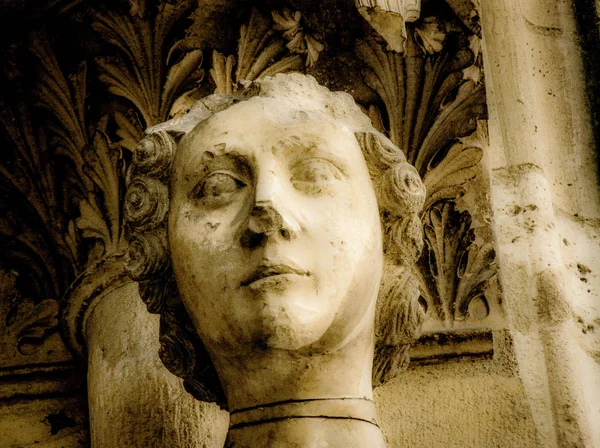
xmin=85 ymin=282 xmax=228 ymax=447
xmin=0 ymin=0 xmax=597 ymax=446
xmin=0 ymin=395 xmax=89 ymax=447
xmin=481 ymin=0 xmax=600 ymax=445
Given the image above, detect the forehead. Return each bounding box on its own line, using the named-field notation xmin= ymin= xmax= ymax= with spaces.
xmin=175 ymin=97 xmax=363 ymax=166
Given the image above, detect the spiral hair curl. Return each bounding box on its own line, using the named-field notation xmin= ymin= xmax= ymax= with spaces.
xmin=123 ymin=73 xmax=425 ymax=409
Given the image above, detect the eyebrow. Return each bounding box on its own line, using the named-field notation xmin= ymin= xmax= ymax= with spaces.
xmin=190 ymin=142 xmax=232 ymax=160
xmin=187 ymin=141 xmax=248 ymax=166
xmin=274 ymin=136 xmax=350 ymax=174
xmin=184 ymin=146 xmax=252 ymax=184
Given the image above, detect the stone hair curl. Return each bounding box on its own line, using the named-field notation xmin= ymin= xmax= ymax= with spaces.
xmin=123 ymin=73 xmax=425 ymax=410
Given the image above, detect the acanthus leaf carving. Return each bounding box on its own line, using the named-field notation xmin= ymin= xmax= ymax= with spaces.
xmin=463 ymin=35 xmax=482 ymax=84
xmin=210 ymin=8 xmax=322 ymax=94
xmin=114 ymin=110 xmax=145 ymax=153
xmin=162 ymin=49 xmax=204 ymax=118
xmin=92 ymin=0 xmax=202 ymax=128
xmin=30 ymin=34 xmax=127 ymax=262
xmin=455 ymin=241 xmax=497 ymax=321
xmin=444 ymin=0 xmax=481 ymax=36
xmin=128 ymin=0 xmax=148 ymax=19
xmin=356 ymin=12 xmax=494 ymax=329
xmin=355 ymin=29 xmax=485 ymax=168
xmin=422 ymin=142 xmax=482 ymax=211
xmin=414 ymin=16 xmax=446 ymax=54
xmin=415 ymin=201 xmax=496 ymax=326
xmin=76 ymin=131 xmax=126 ymax=257
xmin=272 ymin=8 xmax=324 ymax=67
xmin=235 ymin=8 xmax=289 ymax=83
xmin=210 ymin=51 xmax=236 ymax=95
xmin=0 ymin=91 xmax=78 ymax=299
xmin=32 ymin=40 xmax=88 ymax=184
xmin=414 ymin=80 xmax=486 ymax=172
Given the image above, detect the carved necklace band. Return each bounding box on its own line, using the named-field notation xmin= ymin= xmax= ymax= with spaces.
xmin=228 ymin=397 xmax=379 ymax=430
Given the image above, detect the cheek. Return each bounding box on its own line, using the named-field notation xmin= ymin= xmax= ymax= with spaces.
xmin=172 ymin=198 xmax=245 ymax=245
xmin=169 ymin=206 xmax=249 ymax=337
xmin=169 ymin=204 xmax=247 ymax=292
xmin=311 ymin=194 xmax=382 ymax=280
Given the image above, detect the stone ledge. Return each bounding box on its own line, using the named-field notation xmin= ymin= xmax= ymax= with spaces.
xmin=0 ymin=362 xmax=83 ymax=401
xmin=409 ymin=329 xmax=494 ymax=366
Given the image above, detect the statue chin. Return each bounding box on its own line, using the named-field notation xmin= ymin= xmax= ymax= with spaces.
xmin=250 ymin=301 xmax=333 ymax=351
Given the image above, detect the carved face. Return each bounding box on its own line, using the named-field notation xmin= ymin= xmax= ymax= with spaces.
xmin=169 ymin=97 xmax=383 ymax=357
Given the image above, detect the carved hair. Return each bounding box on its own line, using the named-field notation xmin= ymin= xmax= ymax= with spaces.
xmin=124 ymin=73 xmax=425 ymax=409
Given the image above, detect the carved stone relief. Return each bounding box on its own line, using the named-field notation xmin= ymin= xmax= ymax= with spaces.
xmin=0 ymin=0 xmax=497 ymax=406
xmin=0 ymin=269 xmax=70 ymax=369
xmin=354 ymin=2 xmax=500 ymax=350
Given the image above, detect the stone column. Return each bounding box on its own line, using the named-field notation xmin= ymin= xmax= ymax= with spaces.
xmin=61 ymin=255 xmax=228 ymax=447
xmin=480 ymin=0 xmax=600 ymax=446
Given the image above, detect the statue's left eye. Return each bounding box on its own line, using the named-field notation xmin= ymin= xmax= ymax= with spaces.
xmin=195 ymin=172 xmax=246 ymax=198
xmin=291 ymin=158 xmax=343 ymax=194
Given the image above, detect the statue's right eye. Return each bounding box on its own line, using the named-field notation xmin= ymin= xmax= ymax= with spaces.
xmin=194 ymin=172 xmax=246 ymax=199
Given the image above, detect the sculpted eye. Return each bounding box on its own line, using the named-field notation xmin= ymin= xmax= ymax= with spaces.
xmin=291 ymin=158 xmax=344 ymax=194
xmin=195 ymin=171 xmax=246 ymax=199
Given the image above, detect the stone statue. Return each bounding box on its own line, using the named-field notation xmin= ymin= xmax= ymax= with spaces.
xmin=124 ymin=73 xmax=425 ymax=447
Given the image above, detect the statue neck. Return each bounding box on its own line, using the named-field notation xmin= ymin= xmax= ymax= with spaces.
xmin=214 ymin=327 xmax=376 ymax=410
xmin=212 ymin=329 xmax=386 ymax=447
xmin=229 ymin=397 xmax=378 ymax=428
xmin=225 ymin=398 xmax=386 ymax=447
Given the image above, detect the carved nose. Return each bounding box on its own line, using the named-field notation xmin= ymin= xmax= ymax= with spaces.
xmin=249 ymin=201 xmax=284 ymax=235
xmin=241 ymin=201 xmax=294 ymax=248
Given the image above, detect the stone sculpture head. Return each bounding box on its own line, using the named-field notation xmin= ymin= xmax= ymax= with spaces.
xmin=124 ymin=74 xmax=425 ymax=415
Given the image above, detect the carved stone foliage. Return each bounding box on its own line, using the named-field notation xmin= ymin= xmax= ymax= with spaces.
xmin=355 ymin=0 xmax=422 ymax=52
xmin=0 ymin=0 xmax=496 ymax=374
xmin=32 ymin=37 xmax=127 ymax=262
xmin=0 ymin=269 xmax=70 ymax=366
xmin=355 ymin=2 xmax=498 ymax=329
xmin=0 ymin=63 xmax=79 ymax=364
xmin=210 ymin=8 xmax=322 ymax=94
xmin=92 ymin=0 xmax=203 ymax=146
xmin=417 ymin=201 xmax=496 ymax=325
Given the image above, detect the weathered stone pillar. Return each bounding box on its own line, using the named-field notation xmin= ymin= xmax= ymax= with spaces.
xmin=61 ymin=256 xmax=228 ymax=447
xmin=480 ymin=0 xmax=600 ymax=446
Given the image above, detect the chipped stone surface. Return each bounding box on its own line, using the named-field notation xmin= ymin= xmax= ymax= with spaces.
xmin=0 ymin=395 xmax=89 ymax=447
xmin=482 ymin=0 xmax=600 ymax=444
xmin=85 ymin=282 xmax=228 ymax=447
